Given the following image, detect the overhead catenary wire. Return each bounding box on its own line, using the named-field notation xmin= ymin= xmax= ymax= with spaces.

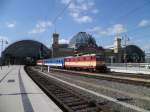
xmin=52 ymin=0 xmax=74 ymax=33
xmin=116 ymin=0 xmax=150 ymax=23
xmin=109 ymin=0 xmax=150 ymax=38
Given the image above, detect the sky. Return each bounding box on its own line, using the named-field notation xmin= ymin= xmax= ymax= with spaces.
xmin=0 ymin=0 xmax=150 ymax=52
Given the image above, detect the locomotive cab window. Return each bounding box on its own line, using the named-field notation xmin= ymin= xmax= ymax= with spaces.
xmin=96 ymin=55 xmax=105 ymax=61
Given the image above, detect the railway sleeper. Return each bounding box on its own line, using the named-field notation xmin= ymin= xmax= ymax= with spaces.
xmin=52 ymin=90 xmax=67 ymax=94
xmin=71 ymin=104 xmax=92 ymax=111
xmin=77 ymin=107 xmax=99 ymax=112
xmin=51 ymin=91 xmax=71 ymax=95
xmin=62 ymin=98 xmax=83 ymax=104
xmin=47 ymin=87 xmax=64 ymax=91
xmin=67 ymin=101 xmax=88 ymax=107
xmin=62 ymin=99 xmax=83 ymax=104
xmin=57 ymin=94 xmax=75 ymax=99
xmin=53 ymin=91 xmax=67 ymax=95
xmin=58 ymin=96 xmax=77 ymax=101
xmin=48 ymin=88 xmax=63 ymax=92
xmin=55 ymin=92 xmax=74 ymax=96
xmin=52 ymin=90 xmax=72 ymax=94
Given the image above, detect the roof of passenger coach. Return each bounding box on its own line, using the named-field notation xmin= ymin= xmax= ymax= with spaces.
xmin=44 ymin=57 xmax=65 ymax=61
xmin=65 ymin=54 xmax=95 ymax=59
xmin=82 ymin=54 xmax=96 ymax=56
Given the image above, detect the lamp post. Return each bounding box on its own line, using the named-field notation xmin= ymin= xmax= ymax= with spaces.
xmin=0 ymin=39 xmax=8 ymax=68
xmin=39 ymin=44 xmax=43 ymax=72
xmin=0 ymin=39 xmax=8 ymax=57
xmin=122 ymin=35 xmax=129 ymax=70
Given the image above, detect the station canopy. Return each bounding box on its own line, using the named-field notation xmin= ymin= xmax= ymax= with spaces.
xmin=125 ymin=45 xmax=145 ymax=62
xmin=2 ymin=40 xmax=51 ymax=65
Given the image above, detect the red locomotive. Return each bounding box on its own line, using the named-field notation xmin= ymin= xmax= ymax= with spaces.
xmin=65 ymin=54 xmax=107 ymax=72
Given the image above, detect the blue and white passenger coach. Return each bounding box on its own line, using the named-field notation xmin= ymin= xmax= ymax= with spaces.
xmin=43 ymin=57 xmax=65 ymax=68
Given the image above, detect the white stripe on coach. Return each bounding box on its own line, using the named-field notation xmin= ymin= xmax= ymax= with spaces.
xmin=44 ymin=63 xmax=63 ymax=66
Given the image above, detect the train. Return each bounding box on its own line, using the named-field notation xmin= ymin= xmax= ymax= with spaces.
xmin=36 ymin=54 xmax=107 ymax=72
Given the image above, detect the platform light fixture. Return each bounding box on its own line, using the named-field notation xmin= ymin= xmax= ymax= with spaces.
xmin=0 ymin=39 xmax=8 ymax=57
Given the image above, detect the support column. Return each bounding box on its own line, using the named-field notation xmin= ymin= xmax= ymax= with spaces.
xmin=48 ymin=66 xmax=50 ymax=73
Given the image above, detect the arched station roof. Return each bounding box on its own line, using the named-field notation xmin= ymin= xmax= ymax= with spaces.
xmin=125 ymin=45 xmax=145 ymax=57
xmin=2 ymin=40 xmax=51 ymax=59
xmin=125 ymin=45 xmax=145 ymax=62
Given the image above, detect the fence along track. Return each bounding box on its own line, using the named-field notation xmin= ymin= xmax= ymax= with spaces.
xmin=25 ymin=67 xmax=108 ymax=112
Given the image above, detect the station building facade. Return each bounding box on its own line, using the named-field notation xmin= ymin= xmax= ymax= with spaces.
xmin=51 ymin=32 xmax=145 ymax=63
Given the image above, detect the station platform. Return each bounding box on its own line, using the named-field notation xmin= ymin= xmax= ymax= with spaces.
xmin=0 ymin=65 xmax=62 ymax=112
xmin=108 ymin=66 xmax=150 ymax=74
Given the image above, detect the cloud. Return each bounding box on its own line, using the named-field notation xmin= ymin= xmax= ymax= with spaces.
xmin=6 ymin=22 xmax=16 ymax=28
xmin=29 ymin=20 xmax=52 ymax=34
xmin=92 ymin=9 xmax=99 ymax=14
xmin=70 ymin=13 xmax=92 ymax=23
xmin=61 ymin=0 xmax=98 ymax=23
xmin=88 ymin=24 xmax=126 ymax=36
xmin=59 ymin=38 xmax=69 ymax=44
xmin=138 ymin=19 xmax=150 ymax=27
xmin=0 ymin=35 xmax=9 ymax=40
xmin=108 ymin=24 xmax=126 ymax=34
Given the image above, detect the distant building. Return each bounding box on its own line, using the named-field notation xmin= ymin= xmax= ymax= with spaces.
xmin=68 ymin=32 xmax=104 ymax=55
xmin=105 ymin=37 xmax=145 ymax=63
xmin=114 ymin=37 xmax=121 ymax=54
xmin=51 ymin=33 xmax=74 ymax=58
xmin=145 ymin=53 xmax=150 ymax=63
xmin=51 ymin=32 xmax=105 ymax=58
xmin=69 ymin=32 xmax=97 ymax=49
xmin=51 ymin=32 xmax=145 ymax=63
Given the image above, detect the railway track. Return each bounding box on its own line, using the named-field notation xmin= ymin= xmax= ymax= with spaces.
xmin=37 ymin=66 xmax=150 ymax=87
xmin=25 ymin=66 xmax=109 ymax=112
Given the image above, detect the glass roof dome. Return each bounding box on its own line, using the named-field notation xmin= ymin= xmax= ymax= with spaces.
xmin=69 ymin=32 xmax=97 ymax=49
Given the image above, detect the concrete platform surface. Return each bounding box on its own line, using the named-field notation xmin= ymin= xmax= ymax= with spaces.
xmin=0 ymin=65 xmax=62 ymax=112
xmin=108 ymin=66 xmax=150 ymax=74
